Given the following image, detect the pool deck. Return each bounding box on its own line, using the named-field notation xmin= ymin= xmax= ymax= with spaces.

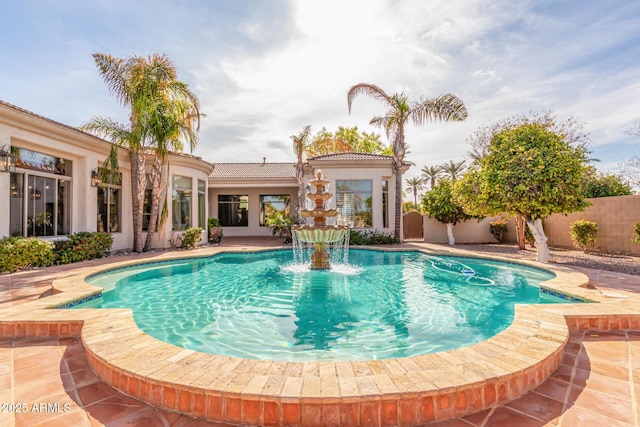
xmin=1 ymin=237 xmax=639 ymax=426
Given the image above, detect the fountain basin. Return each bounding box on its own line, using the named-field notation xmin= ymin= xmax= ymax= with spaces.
xmin=291 ymin=225 xmax=348 ymax=243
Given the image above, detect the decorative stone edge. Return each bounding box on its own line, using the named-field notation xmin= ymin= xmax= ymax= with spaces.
xmin=2 ymin=245 xmax=640 ymax=426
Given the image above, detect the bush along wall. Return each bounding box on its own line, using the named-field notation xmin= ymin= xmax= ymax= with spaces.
xmin=53 ymin=232 xmax=114 ymax=265
xmin=349 ymin=229 xmax=399 ymax=245
xmin=569 ymin=220 xmax=599 ymax=252
xmin=0 ymin=236 xmax=55 ymax=273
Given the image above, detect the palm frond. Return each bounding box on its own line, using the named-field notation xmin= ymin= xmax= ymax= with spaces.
xmin=413 ymin=93 xmax=468 ymax=125
xmin=92 ymin=53 xmax=129 ymax=106
xmin=80 ymin=117 xmax=133 ymax=147
xmin=347 ymin=83 xmax=392 ymax=114
xmin=98 ymin=145 xmax=121 ymax=186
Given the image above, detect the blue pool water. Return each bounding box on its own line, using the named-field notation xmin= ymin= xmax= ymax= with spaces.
xmin=77 ymin=250 xmax=565 ymax=361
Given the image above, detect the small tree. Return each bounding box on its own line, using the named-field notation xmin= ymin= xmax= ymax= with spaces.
xmin=403 ymin=201 xmax=421 ymax=213
xmin=422 ymin=179 xmax=474 ymax=245
xmin=306 ymin=126 xmax=392 ymax=157
xmin=456 ymin=122 xmax=589 ymax=262
xmin=569 ymin=220 xmax=599 ymax=252
xmin=582 ymin=166 xmax=632 ymax=198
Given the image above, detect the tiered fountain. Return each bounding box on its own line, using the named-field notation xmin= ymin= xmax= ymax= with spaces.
xmin=291 ymin=170 xmax=349 ymax=270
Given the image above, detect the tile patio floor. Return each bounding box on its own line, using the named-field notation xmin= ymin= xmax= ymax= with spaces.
xmin=0 ymin=238 xmax=639 ymax=426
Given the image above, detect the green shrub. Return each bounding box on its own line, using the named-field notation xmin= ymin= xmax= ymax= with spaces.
xmin=265 ymin=212 xmax=292 ymax=243
xmin=489 ymin=218 xmax=508 ymax=243
xmin=633 ymin=222 xmax=640 ymax=245
xmin=54 ymin=232 xmax=114 ymax=265
xmin=349 ymin=229 xmax=399 ymax=245
xmin=207 ymin=218 xmax=221 ymax=228
xmin=180 ymin=227 xmax=203 ymax=249
xmin=569 ymin=220 xmax=599 ymax=252
xmin=0 ymin=236 xmax=55 ymax=272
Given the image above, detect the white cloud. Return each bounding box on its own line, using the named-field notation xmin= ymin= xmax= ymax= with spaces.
xmin=1 ymin=0 xmax=638 ymax=175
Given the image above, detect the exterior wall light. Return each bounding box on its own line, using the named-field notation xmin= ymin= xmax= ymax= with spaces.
xmin=91 ymin=168 xmax=102 ymax=187
xmin=0 ymin=145 xmax=17 ymax=173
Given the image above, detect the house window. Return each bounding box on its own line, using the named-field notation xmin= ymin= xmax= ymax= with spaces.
xmin=9 ymin=148 xmax=72 ymax=237
xmin=198 ymin=180 xmax=206 ymax=229
xmin=336 ymin=180 xmax=372 ymax=228
xmin=13 ymin=147 xmax=72 ymax=177
xmin=172 ymin=175 xmax=192 ymax=231
xmin=9 ymin=173 xmax=24 ymax=237
xmin=382 ymin=179 xmax=389 ymax=228
xmin=218 ymin=195 xmax=248 ymax=226
xmin=142 ymin=175 xmax=153 ymax=231
xmin=259 ymin=195 xmax=290 ymax=226
xmin=97 ymin=172 xmax=122 ymax=233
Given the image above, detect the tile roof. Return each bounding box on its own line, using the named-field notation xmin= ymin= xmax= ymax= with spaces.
xmin=307 ymin=152 xmax=393 ymax=161
xmin=210 ymin=163 xmax=296 ymax=179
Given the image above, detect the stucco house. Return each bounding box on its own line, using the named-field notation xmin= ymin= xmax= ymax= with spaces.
xmin=0 ymin=100 xmax=405 ymax=250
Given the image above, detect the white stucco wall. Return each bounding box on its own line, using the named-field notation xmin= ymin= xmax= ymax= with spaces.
xmin=208 ymin=186 xmax=298 ymax=237
xmin=0 ymin=107 xmax=128 ymax=247
xmin=0 ymin=103 xmax=213 ymax=251
xmin=153 ymin=158 xmax=212 ymax=248
xmin=308 ymin=164 xmax=396 ymax=234
xmin=207 ymin=160 xmax=400 ymax=238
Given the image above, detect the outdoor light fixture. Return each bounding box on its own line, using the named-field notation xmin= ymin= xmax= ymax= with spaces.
xmin=90 ymin=168 xmax=102 ymax=187
xmin=0 ymin=145 xmax=17 ymax=173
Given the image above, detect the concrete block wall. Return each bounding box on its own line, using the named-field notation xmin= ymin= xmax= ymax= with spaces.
xmin=543 ymin=195 xmax=640 ymax=255
xmin=419 ymin=195 xmax=640 ymax=255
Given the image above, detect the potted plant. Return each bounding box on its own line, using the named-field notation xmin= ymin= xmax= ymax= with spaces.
xmin=208 ymin=218 xmax=223 ymax=244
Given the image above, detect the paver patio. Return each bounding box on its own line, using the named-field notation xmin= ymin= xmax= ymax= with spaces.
xmin=0 ymin=238 xmax=638 ymax=426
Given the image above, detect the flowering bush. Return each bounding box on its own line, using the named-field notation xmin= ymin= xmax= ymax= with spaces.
xmin=633 ymin=222 xmax=640 ymax=245
xmin=0 ymin=236 xmax=55 ymax=272
xmin=569 ymin=220 xmax=599 ymax=252
xmin=54 ymin=232 xmax=114 ymax=265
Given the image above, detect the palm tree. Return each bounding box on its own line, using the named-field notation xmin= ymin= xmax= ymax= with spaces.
xmin=83 ymin=53 xmax=198 ymax=252
xmin=405 ymin=176 xmax=426 ymax=205
xmin=348 ymin=83 xmax=468 ymax=241
xmin=143 ymin=94 xmax=200 ymax=252
xmin=291 ymin=125 xmax=312 ymax=214
xmin=440 ymin=160 xmax=467 ymax=181
xmin=421 ymin=165 xmax=443 ymax=189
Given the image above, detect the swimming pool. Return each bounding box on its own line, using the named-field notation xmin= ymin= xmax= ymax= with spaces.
xmin=78 ymin=250 xmax=566 ymax=361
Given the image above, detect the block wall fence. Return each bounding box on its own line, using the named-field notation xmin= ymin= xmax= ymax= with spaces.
xmin=419 ymin=195 xmax=640 ymax=255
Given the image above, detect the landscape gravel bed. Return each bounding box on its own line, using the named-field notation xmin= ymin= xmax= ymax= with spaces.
xmin=436 ymin=243 xmax=640 ymax=276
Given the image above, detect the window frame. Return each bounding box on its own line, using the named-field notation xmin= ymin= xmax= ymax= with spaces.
xmin=198 ymin=180 xmax=206 ymax=229
xmin=96 ymin=171 xmax=122 ymax=233
xmin=259 ymin=194 xmax=290 ymax=226
xmin=336 ymin=179 xmax=373 ymax=229
xmin=10 ymin=168 xmax=72 ymax=238
xmin=218 ymin=195 xmax=249 ymax=227
xmin=172 ymin=175 xmax=193 ymax=231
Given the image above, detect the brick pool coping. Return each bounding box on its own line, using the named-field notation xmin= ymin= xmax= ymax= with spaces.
xmin=1 ymin=246 xmax=640 ymax=426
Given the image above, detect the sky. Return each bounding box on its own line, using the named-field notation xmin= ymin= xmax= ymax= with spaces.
xmin=1 ymin=0 xmax=639 ymax=184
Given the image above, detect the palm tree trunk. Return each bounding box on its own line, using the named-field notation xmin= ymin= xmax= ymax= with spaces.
xmin=130 ymin=151 xmax=146 ymax=253
xmin=413 ymin=189 xmax=418 ymax=206
xmin=394 ymin=163 xmax=403 ymax=242
xmin=296 ymin=158 xmax=306 ymax=217
xmin=144 ymin=156 xmax=164 ymax=251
